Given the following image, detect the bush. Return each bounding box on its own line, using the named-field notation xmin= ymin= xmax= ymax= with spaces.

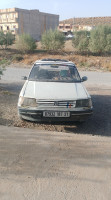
xmin=5 ymin=32 xmax=15 ymax=48
xmin=0 ymin=31 xmax=5 ymax=48
xmin=72 ymin=31 xmax=90 ymax=52
xmin=72 ymin=26 xmax=111 ymax=54
xmin=41 ymin=29 xmax=65 ymax=51
xmin=0 ymin=66 xmax=5 ymax=79
xmin=89 ymin=25 xmax=111 ymax=54
xmin=15 ymin=34 xmax=37 ymax=53
xmin=106 ymin=34 xmax=111 ymax=52
xmin=0 ymin=67 xmax=3 ymax=76
xmin=0 ymin=31 xmax=14 ymax=49
xmin=0 ymin=60 xmax=7 ymax=79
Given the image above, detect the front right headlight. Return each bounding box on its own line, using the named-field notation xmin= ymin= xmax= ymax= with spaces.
xmin=76 ymin=98 xmax=92 ymax=108
xmin=18 ymin=97 xmax=37 ymax=108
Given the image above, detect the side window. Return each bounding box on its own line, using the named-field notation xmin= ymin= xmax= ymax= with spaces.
xmin=70 ymin=67 xmax=80 ymax=80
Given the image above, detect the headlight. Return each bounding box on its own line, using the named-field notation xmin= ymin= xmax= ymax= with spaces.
xmin=18 ymin=97 xmax=37 ymax=107
xmin=76 ymin=99 xmax=92 ymax=108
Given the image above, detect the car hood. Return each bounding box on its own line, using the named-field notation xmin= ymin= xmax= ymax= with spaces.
xmin=22 ymin=81 xmax=89 ymax=100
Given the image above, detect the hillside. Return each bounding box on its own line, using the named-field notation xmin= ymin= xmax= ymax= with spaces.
xmin=60 ymin=16 xmax=111 ymax=26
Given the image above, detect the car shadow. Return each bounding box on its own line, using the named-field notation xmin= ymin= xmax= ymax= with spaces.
xmin=0 ymin=82 xmax=23 ymax=93
xmin=63 ymin=94 xmax=111 ymax=137
xmin=38 ymin=94 xmax=111 ymax=137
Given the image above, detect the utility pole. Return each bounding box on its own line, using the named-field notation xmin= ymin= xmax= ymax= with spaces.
xmin=21 ymin=12 xmax=24 ymax=34
xmin=73 ymin=17 xmax=75 ymax=31
xmin=44 ymin=15 xmax=46 ymax=32
xmin=73 ymin=17 xmax=75 ymax=26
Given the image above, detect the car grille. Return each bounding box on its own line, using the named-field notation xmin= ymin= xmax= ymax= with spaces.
xmin=37 ymin=100 xmax=76 ymax=108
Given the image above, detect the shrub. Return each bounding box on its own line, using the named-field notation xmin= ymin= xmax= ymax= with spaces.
xmin=72 ymin=30 xmax=90 ymax=52
xmin=0 ymin=59 xmax=7 ymax=79
xmin=5 ymin=32 xmax=15 ymax=48
xmin=0 ymin=66 xmax=5 ymax=79
xmin=89 ymin=25 xmax=111 ymax=54
xmin=15 ymin=34 xmax=37 ymax=53
xmin=0 ymin=67 xmax=3 ymax=76
xmin=41 ymin=29 xmax=65 ymax=51
xmin=0 ymin=31 xmax=5 ymax=48
xmin=105 ymin=34 xmax=111 ymax=52
xmin=0 ymin=31 xmax=14 ymax=49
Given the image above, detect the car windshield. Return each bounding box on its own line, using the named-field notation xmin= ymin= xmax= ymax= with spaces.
xmin=28 ymin=64 xmax=81 ymax=82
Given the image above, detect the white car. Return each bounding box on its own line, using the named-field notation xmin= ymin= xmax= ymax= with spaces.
xmin=18 ymin=59 xmax=93 ymax=122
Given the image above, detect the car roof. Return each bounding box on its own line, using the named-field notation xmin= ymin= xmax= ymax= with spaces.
xmin=34 ymin=58 xmax=75 ymax=66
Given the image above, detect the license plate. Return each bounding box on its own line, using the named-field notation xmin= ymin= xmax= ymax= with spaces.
xmin=43 ymin=111 xmax=70 ymax=117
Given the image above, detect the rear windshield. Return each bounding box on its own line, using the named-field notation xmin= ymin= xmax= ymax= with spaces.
xmin=28 ymin=64 xmax=81 ymax=82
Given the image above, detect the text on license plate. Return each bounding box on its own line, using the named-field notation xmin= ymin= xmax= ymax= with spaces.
xmin=43 ymin=111 xmax=70 ymax=117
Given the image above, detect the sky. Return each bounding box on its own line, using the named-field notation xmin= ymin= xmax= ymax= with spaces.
xmin=0 ymin=0 xmax=111 ymax=20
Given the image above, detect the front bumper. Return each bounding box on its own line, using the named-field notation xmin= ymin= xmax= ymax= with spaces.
xmin=18 ymin=107 xmax=93 ymax=122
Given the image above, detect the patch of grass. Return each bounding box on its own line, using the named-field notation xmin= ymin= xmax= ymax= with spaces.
xmin=79 ymin=62 xmax=86 ymax=67
xmin=0 ymin=59 xmax=7 ymax=65
xmin=0 ymin=58 xmax=11 ymax=66
xmin=103 ymin=61 xmax=111 ymax=71
xmin=0 ymin=90 xmax=15 ymax=95
xmin=34 ymin=49 xmax=47 ymax=53
xmin=12 ymin=54 xmax=24 ymax=61
xmin=0 ymin=58 xmax=11 ymax=78
xmin=79 ymin=61 xmax=91 ymax=68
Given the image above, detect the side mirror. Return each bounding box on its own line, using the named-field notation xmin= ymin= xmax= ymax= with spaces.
xmin=81 ymin=76 xmax=88 ymax=82
xmin=22 ymin=76 xmax=27 ymax=80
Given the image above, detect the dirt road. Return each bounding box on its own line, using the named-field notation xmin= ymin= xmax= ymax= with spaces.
xmin=0 ymin=125 xmax=111 ymax=200
xmin=1 ymin=66 xmax=111 ymax=86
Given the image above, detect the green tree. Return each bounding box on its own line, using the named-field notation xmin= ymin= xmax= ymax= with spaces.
xmin=0 ymin=31 xmax=14 ymax=49
xmin=72 ymin=30 xmax=90 ymax=52
xmin=15 ymin=33 xmax=37 ymax=53
xmin=5 ymin=32 xmax=15 ymax=48
xmin=89 ymin=25 xmax=111 ymax=53
xmin=105 ymin=34 xmax=111 ymax=52
xmin=0 ymin=31 xmax=5 ymax=48
xmin=41 ymin=29 xmax=65 ymax=51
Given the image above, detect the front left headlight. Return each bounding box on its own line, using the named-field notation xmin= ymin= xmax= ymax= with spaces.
xmin=76 ymin=98 xmax=92 ymax=108
xmin=18 ymin=97 xmax=37 ymax=108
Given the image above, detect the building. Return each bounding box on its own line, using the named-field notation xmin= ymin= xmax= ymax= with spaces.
xmin=0 ymin=8 xmax=59 ymax=40
xmin=78 ymin=25 xmax=94 ymax=31
xmin=58 ymin=23 xmax=73 ymax=35
xmin=60 ymin=16 xmax=111 ymax=32
xmin=59 ymin=23 xmax=95 ymax=34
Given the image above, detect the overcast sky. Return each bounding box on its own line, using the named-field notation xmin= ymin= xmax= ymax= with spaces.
xmin=0 ymin=0 xmax=111 ymax=20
